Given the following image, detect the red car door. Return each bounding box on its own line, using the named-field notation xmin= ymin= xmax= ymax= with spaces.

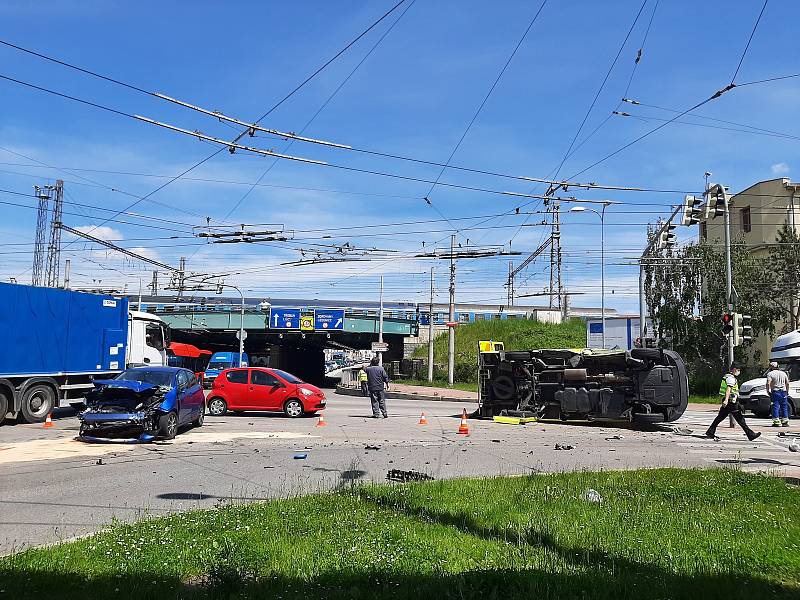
xmin=250 ymin=369 xmax=288 ymax=410
xmin=221 ymin=369 xmax=251 ymax=409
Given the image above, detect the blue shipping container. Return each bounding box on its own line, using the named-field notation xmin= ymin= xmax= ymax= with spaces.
xmin=0 ymin=282 xmax=129 ymax=376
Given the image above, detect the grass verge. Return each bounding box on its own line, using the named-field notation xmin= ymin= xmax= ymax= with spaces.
xmin=2 ymin=469 xmax=798 ymax=599
xmin=689 ymin=394 xmax=722 ymax=404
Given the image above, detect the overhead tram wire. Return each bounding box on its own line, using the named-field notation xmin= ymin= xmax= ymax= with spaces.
xmin=4 ymin=0 xmax=413 ymax=280
xmin=418 ymin=0 xmax=549 ymax=233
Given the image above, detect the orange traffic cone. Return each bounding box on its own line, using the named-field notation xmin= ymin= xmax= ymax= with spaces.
xmin=43 ymin=413 xmax=54 ymax=428
xmin=316 ymin=413 xmax=327 ymax=427
xmin=418 ymin=411 xmax=428 ymax=425
xmin=457 ymin=408 xmax=469 ymax=435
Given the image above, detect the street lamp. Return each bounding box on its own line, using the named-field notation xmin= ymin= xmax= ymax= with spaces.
xmin=570 ymin=204 xmax=609 ymax=348
xmin=216 ymin=283 xmax=246 ymax=367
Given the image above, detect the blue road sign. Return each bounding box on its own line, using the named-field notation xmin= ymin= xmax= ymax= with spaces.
xmin=314 ymin=309 xmax=345 ymax=331
xmin=270 ymin=307 xmax=301 ymax=329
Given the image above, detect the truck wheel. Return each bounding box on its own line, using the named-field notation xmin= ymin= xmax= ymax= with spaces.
xmin=0 ymin=391 xmax=8 ymax=426
xmin=632 ymin=412 xmax=665 ymax=425
xmin=158 ymin=411 xmax=178 ymax=440
xmin=20 ymin=384 xmax=55 ymax=423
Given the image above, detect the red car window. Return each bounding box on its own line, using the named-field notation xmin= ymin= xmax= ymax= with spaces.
xmin=225 ymin=370 xmax=248 ymax=384
xmin=252 ymin=370 xmax=281 ymax=387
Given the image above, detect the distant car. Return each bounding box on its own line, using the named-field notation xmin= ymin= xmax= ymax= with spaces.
xmin=206 ymin=367 xmax=326 ymax=418
xmin=79 ymin=367 xmax=205 ymax=441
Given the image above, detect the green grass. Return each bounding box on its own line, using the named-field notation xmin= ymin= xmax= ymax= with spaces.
xmin=689 ymin=394 xmax=722 ymax=404
xmin=393 ymin=378 xmax=478 ymax=393
xmin=2 ymin=469 xmax=798 ymax=599
xmin=414 ymin=318 xmax=587 ymax=383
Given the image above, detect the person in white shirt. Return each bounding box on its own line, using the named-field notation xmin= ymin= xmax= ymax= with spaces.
xmin=766 ymin=361 xmax=791 ymax=427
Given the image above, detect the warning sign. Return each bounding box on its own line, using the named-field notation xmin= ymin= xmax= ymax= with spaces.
xmin=300 ymin=314 xmax=315 ymax=331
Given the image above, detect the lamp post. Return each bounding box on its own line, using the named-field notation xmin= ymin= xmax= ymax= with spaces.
xmin=570 ymin=204 xmax=609 ymax=348
xmin=216 ymin=283 xmax=245 ymax=367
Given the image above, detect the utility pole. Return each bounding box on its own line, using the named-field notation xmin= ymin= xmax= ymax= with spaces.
xmin=63 ymin=258 xmax=71 ymax=289
xmin=378 ymin=275 xmax=384 ymax=366
xmin=427 ymin=267 xmax=435 ymax=382
xmin=178 ymin=257 xmax=187 ymax=297
xmin=721 ymin=187 xmax=735 ymax=429
xmin=555 ymin=202 xmax=562 ymax=312
xmin=31 ymin=184 xmax=52 ymax=286
xmin=45 ymin=180 xmax=64 ymax=288
xmin=448 ymin=234 xmax=456 ymax=386
xmin=507 ymin=261 xmax=514 ymax=306
xmin=150 ymin=270 xmax=159 ymax=296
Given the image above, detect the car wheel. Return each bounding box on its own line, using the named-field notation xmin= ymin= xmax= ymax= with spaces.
xmin=207 ymin=398 xmax=227 ymax=416
xmin=158 ymin=411 xmax=178 ymax=440
xmin=284 ymin=399 xmax=304 ymax=418
xmin=192 ymin=405 xmax=205 ymax=427
xmin=0 ymin=390 xmax=8 ymax=426
xmin=20 ymin=384 xmax=55 ymax=423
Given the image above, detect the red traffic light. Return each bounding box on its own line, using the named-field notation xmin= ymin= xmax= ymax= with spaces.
xmin=721 ymin=312 xmax=733 ymax=334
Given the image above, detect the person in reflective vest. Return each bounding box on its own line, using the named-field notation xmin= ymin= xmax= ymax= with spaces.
xmin=705 ymin=362 xmax=761 ymax=441
xmin=358 ymin=368 xmax=369 ymax=397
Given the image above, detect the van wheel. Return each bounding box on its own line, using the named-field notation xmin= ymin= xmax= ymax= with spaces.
xmin=20 ymin=384 xmax=55 ymax=423
xmin=207 ymin=398 xmax=227 ymax=416
xmin=284 ymin=399 xmax=304 ymax=418
xmin=158 ymin=411 xmax=178 ymax=440
xmin=0 ymin=391 xmax=8 ymax=426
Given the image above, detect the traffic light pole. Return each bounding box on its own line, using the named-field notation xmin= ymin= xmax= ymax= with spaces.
xmin=722 ymin=189 xmax=735 ymax=428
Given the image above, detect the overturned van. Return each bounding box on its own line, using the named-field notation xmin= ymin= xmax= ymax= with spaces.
xmin=477 ymin=347 xmax=688 ymax=424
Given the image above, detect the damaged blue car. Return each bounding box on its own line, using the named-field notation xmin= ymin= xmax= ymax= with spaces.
xmin=79 ymin=366 xmax=205 ymax=441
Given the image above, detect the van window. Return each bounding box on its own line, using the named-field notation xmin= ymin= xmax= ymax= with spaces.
xmin=225 ymin=370 xmax=248 ymax=384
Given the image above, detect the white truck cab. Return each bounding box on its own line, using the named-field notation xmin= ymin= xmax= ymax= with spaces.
xmin=127 ymin=310 xmax=169 ymax=367
xmin=738 ymin=329 xmax=800 ymax=418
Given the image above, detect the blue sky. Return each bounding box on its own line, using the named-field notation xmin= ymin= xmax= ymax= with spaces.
xmin=1 ymin=0 xmax=798 ymax=312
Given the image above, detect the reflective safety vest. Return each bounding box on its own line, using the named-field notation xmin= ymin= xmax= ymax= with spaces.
xmin=719 ymin=375 xmax=739 ymax=397
xmin=359 ymin=371 xmax=368 ymax=382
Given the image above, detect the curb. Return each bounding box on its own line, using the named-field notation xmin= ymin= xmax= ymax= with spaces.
xmin=336 ymin=386 xmax=476 ymax=404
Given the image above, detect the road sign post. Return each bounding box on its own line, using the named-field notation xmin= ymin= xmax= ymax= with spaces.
xmin=371 ymin=341 xmax=389 ymax=353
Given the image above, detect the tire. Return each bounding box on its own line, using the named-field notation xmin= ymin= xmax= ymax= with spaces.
xmin=632 ymin=412 xmax=666 ymax=425
xmin=207 ymin=397 xmax=227 ymax=416
xmin=158 ymin=411 xmax=178 ymax=440
xmin=20 ymin=384 xmax=55 ymax=423
xmin=284 ymin=398 xmax=304 ymax=418
xmin=192 ymin=404 xmax=205 ymax=427
xmin=0 ymin=390 xmax=8 ymax=426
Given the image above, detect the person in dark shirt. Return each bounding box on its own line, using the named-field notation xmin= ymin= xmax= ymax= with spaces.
xmin=364 ymin=357 xmax=389 ymax=418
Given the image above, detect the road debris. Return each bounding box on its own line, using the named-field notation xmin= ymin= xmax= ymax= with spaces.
xmin=789 ymin=441 xmax=799 ymax=453
xmin=386 ymin=469 xmax=434 ymax=483
xmin=605 ymin=435 xmax=623 ymax=441
xmin=293 ymin=453 xmax=308 ymax=460
xmin=554 ymin=443 xmax=575 ymax=450
xmin=584 ymin=489 xmax=603 ymax=503
xmin=364 ymin=445 xmax=382 ymax=451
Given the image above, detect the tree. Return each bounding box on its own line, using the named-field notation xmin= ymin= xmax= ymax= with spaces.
xmin=767 ymin=223 xmax=800 ymax=330
xmin=643 ymin=234 xmax=781 ymax=378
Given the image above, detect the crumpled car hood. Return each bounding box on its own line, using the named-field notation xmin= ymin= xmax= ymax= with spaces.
xmin=85 ymin=380 xmax=169 ymax=411
xmin=91 ymin=380 xmax=160 ymax=394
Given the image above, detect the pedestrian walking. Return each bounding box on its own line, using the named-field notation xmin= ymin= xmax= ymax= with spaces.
xmin=766 ymin=360 xmax=791 ymax=427
xmin=358 ymin=367 xmax=369 ymax=397
xmin=706 ymin=362 xmax=761 ymax=441
xmin=365 ymin=356 xmax=389 ymax=418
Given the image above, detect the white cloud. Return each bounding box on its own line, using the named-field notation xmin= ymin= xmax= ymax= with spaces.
xmin=72 ymin=225 xmax=123 ymax=241
xmin=771 ymin=162 xmax=790 ymax=175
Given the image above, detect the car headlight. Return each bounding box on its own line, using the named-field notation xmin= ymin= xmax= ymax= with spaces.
xmin=299 ymin=387 xmax=314 ymax=396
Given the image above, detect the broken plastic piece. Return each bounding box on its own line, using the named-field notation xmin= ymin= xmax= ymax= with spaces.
xmin=386 ymin=469 xmax=434 ymax=483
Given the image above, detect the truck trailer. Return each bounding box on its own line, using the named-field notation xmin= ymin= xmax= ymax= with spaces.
xmin=0 ymin=282 xmax=169 ymax=424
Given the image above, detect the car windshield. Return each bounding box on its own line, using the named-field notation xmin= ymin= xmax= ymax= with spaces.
xmin=272 ymin=369 xmax=303 ymax=384
xmin=207 ymin=361 xmax=232 ymax=370
xmin=116 ymin=369 xmax=174 ymax=387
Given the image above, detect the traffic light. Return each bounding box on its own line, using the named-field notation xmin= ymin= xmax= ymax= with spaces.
xmin=706 ymin=183 xmax=728 ymax=218
xmin=657 ymin=224 xmax=677 ymax=249
xmin=721 ymin=312 xmax=734 ymax=336
xmin=681 ymin=195 xmax=703 ymax=226
xmin=732 ymin=313 xmax=752 ymax=346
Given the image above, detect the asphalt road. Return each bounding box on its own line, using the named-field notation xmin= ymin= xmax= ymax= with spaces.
xmin=1 ymin=391 xmax=798 ymax=554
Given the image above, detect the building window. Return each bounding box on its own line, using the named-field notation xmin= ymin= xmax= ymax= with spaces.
xmin=740 ymin=206 xmax=751 ymax=233
xmin=474 ymin=313 xmax=485 ymax=321
xmin=699 ymin=221 xmax=707 ymax=241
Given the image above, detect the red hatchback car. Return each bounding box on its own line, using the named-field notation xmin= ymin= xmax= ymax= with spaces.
xmin=206 ymin=368 xmax=326 ymax=418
